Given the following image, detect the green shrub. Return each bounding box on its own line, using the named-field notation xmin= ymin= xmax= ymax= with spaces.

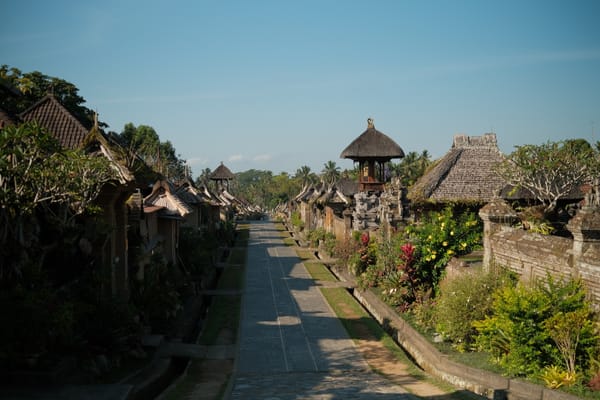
xmin=307 ymin=227 xmax=335 ymax=248
xmin=405 ymin=207 xmax=482 ymax=294
xmin=290 ymin=211 xmax=304 ymax=230
xmin=433 ymin=267 xmax=514 ymax=351
xmin=473 ymin=275 xmax=598 ymax=378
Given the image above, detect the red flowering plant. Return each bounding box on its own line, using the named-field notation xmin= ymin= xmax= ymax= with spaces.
xmin=348 ymin=231 xmax=377 ymax=276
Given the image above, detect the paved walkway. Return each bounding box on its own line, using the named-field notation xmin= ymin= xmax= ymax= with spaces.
xmin=229 ymin=221 xmax=414 ymax=399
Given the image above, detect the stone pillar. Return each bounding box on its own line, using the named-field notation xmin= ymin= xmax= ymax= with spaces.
xmin=567 ymin=202 xmax=600 ymax=273
xmin=478 ymin=199 xmax=518 ymax=270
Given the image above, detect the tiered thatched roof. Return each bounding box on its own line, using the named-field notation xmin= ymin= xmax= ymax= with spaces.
xmin=340 ymin=118 xmax=405 ymax=161
xmin=409 ymin=133 xmax=506 ymax=203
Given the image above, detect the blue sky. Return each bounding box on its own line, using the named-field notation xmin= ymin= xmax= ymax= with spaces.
xmin=3 ymin=1 xmax=600 ymax=176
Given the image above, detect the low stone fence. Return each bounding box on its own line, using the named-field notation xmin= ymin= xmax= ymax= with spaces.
xmin=479 ymin=199 xmax=600 ymax=306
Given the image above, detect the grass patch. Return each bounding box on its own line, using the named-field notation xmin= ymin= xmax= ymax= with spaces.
xmin=320 ymin=287 xmax=429 ymax=380
xmin=304 ymin=262 xmax=337 ymax=282
xmin=295 ymin=248 xmax=315 ymax=260
xmin=197 ymin=294 xmax=241 ymax=346
xmin=282 ymin=237 xmax=296 ymax=246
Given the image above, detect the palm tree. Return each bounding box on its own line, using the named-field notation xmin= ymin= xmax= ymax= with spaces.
xmin=295 ymin=165 xmax=313 ymax=187
xmin=321 ymin=160 xmax=341 ymax=186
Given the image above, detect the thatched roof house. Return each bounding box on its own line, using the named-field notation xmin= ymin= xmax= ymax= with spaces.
xmin=409 ymin=133 xmax=505 ymax=204
xmin=340 ymin=118 xmax=405 ymax=192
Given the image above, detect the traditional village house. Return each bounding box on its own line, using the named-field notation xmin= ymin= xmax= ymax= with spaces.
xmin=175 ymin=177 xmax=209 ymax=229
xmin=210 ymin=162 xmax=236 ymax=223
xmin=143 ymin=180 xmax=193 ymax=269
xmin=317 ymin=178 xmax=358 ymax=239
xmin=408 ymin=133 xmax=505 ymax=213
xmin=19 ymin=94 xmax=136 ymax=300
xmin=340 ymin=118 xmax=405 ymax=231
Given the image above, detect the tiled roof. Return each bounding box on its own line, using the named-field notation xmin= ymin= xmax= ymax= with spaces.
xmin=340 ymin=118 xmax=404 ymax=160
xmin=19 ymin=94 xmax=89 ymax=149
xmin=409 ymin=133 xmax=506 ymax=203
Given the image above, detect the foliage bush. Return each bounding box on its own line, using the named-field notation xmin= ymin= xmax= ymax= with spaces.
xmin=473 ymin=276 xmax=598 ymax=379
xmin=357 ymin=207 xmax=483 ymax=311
xmin=307 ymin=227 xmax=336 ymax=248
xmin=179 ymin=226 xmax=217 ymax=276
xmin=405 ymin=206 xmax=482 ymax=293
xmin=331 ymin=233 xmax=362 ymax=269
xmin=130 ymin=253 xmax=182 ymax=333
xmin=290 ymin=211 xmax=304 ymax=230
xmin=348 ymin=232 xmax=377 ymax=276
xmin=432 ymin=266 xmax=514 ymax=351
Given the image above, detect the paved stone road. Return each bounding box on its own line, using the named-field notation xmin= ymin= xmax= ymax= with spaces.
xmin=229 ymin=221 xmax=415 ymax=399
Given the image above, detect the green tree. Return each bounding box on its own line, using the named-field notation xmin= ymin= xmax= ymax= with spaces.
xmin=118 ymin=123 xmax=186 ymax=181
xmin=0 ymin=65 xmax=99 ymax=128
xmin=0 ymin=122 xmax=117 ymax=284
xmin=496 ymin=140 xmax=600 ymax=213
xmin=392 ymin=150 xmax=432 ymax=187
xmin=295 ymin=165 xmax=317 ymax=187
xmin=321 ymin=160 xmax=341 ymax=186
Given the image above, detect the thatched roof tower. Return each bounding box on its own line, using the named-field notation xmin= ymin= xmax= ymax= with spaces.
xmin=210 ymin=162 xmax=235 ymax=191
xmin=340 ymin=118 xmax=404 ymax=192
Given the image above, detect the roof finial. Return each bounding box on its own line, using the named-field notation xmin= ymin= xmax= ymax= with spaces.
xmin=93 ymin=111 xmax=99 ymax=129
xmin=367 ymin=118 xmax=374 ymax=129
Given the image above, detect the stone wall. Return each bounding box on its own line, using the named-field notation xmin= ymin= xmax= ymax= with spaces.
xmin=324 ymin=206 xmax=352 ymax=239
xmin=480 ymin=199 xmax=600 ymax=306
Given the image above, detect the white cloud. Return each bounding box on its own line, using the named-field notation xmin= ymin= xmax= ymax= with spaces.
xmin=253 ymin=154 xmax=272 ymax=162
xmin=228 ymin=154 xmax=244 ymax=162
xmin=186 ymin=157 xmax=209 ymax=167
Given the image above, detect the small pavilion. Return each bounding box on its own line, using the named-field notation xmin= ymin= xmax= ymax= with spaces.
xmin=210 ymin=162 xmax=235 ymax=191
xmin=340 ymin=118 xmax=405 ymax=192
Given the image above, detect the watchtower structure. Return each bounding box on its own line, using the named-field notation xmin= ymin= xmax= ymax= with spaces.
xmin=340 ymin=118 xmax=404 ymax=192
xmin=210 ymin=162 xmax=235 ymax=192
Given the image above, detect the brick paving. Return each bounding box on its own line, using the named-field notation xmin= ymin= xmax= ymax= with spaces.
xmin=229 ymin=221 xmax=415 ymax=399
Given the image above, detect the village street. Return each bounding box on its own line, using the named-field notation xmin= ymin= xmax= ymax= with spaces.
xmin=228 ymin=220 xmax=415 ymax=399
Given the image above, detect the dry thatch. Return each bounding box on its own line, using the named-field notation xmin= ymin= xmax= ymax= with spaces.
xmin=340 ymin=118 xmax=404 ymax=160
xmin=210 ymin=162 xmax=235 ymax=180
xmin=409 ymin=133 xmax=505 ymax=203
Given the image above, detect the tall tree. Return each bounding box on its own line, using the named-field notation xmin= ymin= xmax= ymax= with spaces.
xmin=321 ymin=160 xmax=341 ymax=186
xmin=118 ymin=123 xmax=186 ymax=182
xmin=496 ymin=140 xmax=600 ymax=213
xmin=295 ymin=165 xmax=317 ymax=187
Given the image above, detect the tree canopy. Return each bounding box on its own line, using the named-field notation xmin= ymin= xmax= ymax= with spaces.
xmin=0 ymin=65 xmax=100 ymax=128
xmin=496 ymin=139 xmax=600 ymax=213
